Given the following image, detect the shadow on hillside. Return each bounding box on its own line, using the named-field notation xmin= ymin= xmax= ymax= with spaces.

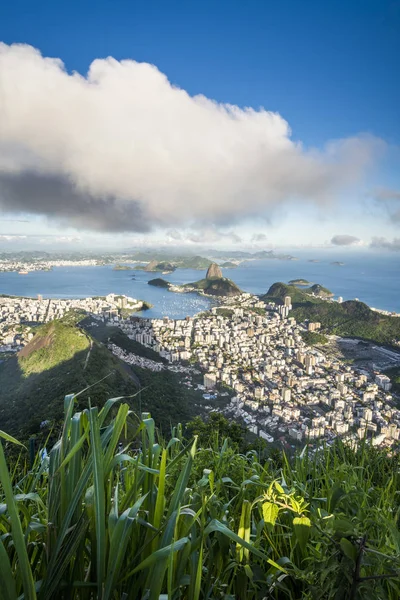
xmin=0 ymin=345 xmax=139 ymax=442
xmin=0 ymin=334 xmax=200 ymax=444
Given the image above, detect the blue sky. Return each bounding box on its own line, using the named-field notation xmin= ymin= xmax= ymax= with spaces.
xmin=0 ymin=0 xmax=399 ymax=250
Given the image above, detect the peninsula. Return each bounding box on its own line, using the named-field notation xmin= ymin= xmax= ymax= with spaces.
xmin=147 ymin=263 xmax=243 ymax=297
xmin=183 ymin=263 xmax=242 ymax=297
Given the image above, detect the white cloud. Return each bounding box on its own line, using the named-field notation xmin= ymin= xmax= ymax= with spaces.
xmin=0 ymin=43 xmax=385 ymax=233
xmin=0 ymin=234 xmax=27 ymax=241
xmin=165 ymin=226 xmax=241 ymax=244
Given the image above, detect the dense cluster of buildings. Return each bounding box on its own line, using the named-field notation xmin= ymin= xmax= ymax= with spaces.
xmin=0 ymin=258 xmax=102 ymax=273
xmin=118 ymin=293 xmax=400 ymax=450
xmin=1 ymin=285 xmax=399 ymax=451
xmin=0 ymin=293 xmax=143 ymax=351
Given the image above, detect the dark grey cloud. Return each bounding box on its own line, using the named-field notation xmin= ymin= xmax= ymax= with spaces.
xmin=0 ymin=218 xmax=30 ymax=223
xmin=0 ymin=171 xmax=151 ymax=233
xmin=374 ymin=188 xmax=400 ymax=202
xmin=372 ymin=187 xmax=400 ymax=224
xmin=166 ymin=229 xmax=182 ymax=241
xmin=331 ymin=234 xmax=361 ymax=246
xmin=370 ymin=237 xmax=400 ymax=251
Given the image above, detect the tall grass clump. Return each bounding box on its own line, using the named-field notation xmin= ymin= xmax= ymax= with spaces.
xmin=0 ymin=394 xmax=399 ymax=599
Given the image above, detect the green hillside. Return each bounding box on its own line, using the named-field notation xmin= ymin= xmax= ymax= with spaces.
xmin=0 ymin=319 xmax=135 ymax=439
xmin=263 ymin=282 xmax=400 ymax=346
xmin=263 ymin=282 xmax=322 ymax=304
xmin=308 ymin=283 xmax=334 ymax=297
xmin=0 ymin=315 xmax=201 ymax=440
xmin=220 ymin=260 xmax=238 ymax=268
xmin=175 ymin=255 xmax=212 ymax=269
xmin=1 ymin=397 xmax=399 ymax=599
xmin=18 ymin=318 xmax=90 ymax=375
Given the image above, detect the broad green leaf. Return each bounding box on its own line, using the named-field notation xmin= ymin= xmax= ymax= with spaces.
xmin=340 ymin=538 xmax=357 ymax=562
xmin=329 ymin=484 xmax=346 ymax=513
xmin=262 ymin=501 xmax=279 ymax=529
xmin=293 ymin=516 xmax=311 ymax=553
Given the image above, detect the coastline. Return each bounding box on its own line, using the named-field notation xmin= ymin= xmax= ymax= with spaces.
xmin=0 ymin=259 xmax=399 ymax=315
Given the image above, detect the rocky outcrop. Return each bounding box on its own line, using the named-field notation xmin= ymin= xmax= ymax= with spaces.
xmin=206 ymin=263 xmax=223 ymax=280
xmin=148 ymin=278 xmax=171 ymax=288
xmin=203 ymin=278 xmax=242 ymax=297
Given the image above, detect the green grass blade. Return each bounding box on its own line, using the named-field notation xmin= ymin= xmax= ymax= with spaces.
xmin=132 ymin=537 xmax=189 ymax=574
xmin=0 ymin=538 xmax=17 ymax=600
xmin=0 ymin=441 xmax=36 ymax=600
xmin=89 ymin=406 xmax=107 ymax=597
xmin=0 ymin=430 xmax=26 ymax=448
xmin=167 ymin=437 xmax=197 ymax=519
xmin=152 ymin=448 xmax=167 ymax=552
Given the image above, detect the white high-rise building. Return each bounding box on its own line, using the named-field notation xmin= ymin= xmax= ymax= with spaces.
xmin=204 ymin=373 xmax=217 ymax=389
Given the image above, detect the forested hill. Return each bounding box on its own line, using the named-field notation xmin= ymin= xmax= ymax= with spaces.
xmin=263 ymin=282 xmax=400 ymax=346
xmin=0 ymin=314 xmax=196 ymax=440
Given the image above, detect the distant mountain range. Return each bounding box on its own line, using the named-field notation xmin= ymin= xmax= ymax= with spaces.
xmin=205 ymin=249 xmax=296 ymax=260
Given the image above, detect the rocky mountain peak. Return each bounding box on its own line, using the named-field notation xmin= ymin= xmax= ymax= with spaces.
xmin=206 ymin=263 xmax=223 ymax=280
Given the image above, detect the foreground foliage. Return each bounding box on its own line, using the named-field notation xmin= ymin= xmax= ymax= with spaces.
xmin=0 ymin=395 xmax=400 ymax=599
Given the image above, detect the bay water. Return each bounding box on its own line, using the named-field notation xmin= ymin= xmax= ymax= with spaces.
xmin=0 ymin=249 xmax=398 ymax=318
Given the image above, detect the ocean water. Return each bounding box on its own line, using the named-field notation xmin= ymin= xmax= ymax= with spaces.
xmin=0 ymin=250 xmax=399 ymax=318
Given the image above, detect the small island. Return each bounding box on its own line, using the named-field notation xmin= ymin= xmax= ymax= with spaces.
xmin=220 ymin=261 xmax=238 ymax=268
xmin=113 ymin=264 xmax=135 ymax=271
xmin=331 ymin=261 xmax=345 ymax=266
xmin=148 ymin=278 xmax=171 ymax=289
xmin=288 ymin=279 xmax=311 ymax=286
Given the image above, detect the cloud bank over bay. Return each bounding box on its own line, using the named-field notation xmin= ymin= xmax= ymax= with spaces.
xmin=0 ymin=43 xmax=384 ymax=233
xmin=331 ymin=234 xmax=361 ymax=246
xmin=370 ymin=237 xmax=400 ymax=252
